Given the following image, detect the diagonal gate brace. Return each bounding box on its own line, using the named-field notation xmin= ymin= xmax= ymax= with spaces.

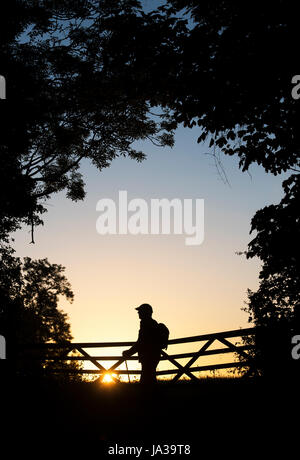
xmin=171 ymin=339 xmax=215 ymax=382
xmin=75 ymin=346 xmax=119 ymax=383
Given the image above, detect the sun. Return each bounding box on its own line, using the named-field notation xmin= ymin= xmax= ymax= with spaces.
xmin=102 ymin=373 xmax=115 ymax=384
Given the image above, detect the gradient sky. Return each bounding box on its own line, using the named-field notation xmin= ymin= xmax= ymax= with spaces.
xmin=12 ymin=124 xmax=289 ymax=355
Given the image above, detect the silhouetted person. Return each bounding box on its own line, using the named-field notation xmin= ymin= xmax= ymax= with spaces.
xmin=123 ymin=304 xmax=161 ymax=384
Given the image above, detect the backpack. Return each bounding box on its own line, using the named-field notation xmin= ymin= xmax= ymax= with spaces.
xmin=156 ymin=323 xmax=169 ymax=350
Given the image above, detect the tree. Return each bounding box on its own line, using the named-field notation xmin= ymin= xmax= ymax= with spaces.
xmin=245 ymin=174 xmax=300 ymax=325
xmin=4 ymin=1 xmax=299 ymax=242
xmin=164 ymin=0 xmax=300 ymax=175
xmin=0 ymin=0 xmax=178 ymax=241
xmin=0 ymin=245 xmax=81 ymax=379
xmin=238 ymin=174 xmax=300 ymax=377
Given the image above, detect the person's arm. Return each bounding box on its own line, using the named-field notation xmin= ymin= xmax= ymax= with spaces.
xmin=122 ymin=327 xmax=141 ymax=358
xmin=122 ymin=342 xmax=138 ymax=358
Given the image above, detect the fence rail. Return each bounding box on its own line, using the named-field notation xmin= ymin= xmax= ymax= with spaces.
xmin=19 ymin=327 xmax=255 ymax=382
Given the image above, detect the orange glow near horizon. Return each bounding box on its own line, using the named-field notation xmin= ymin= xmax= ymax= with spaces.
xmin=101 ymin=373 xmax=116 ymax=384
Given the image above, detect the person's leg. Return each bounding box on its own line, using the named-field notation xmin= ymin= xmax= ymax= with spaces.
xmin=140 ymin=359 xmax=159 ymax=384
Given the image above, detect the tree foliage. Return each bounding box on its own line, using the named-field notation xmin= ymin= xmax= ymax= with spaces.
xmin=240 ymin=174 xmax=300 ymax=377
xmin=245 ymin=174 xmax=300 ymax=325
xmin=166 ymin=0 xmax=300 ymax=174
xmin=1 ymin=0 xmax=299 ymax=242
xmin=0 ymin=0 xmax=178 ymax=240
xmin=0 ymin=245 xmax=80 ymax=378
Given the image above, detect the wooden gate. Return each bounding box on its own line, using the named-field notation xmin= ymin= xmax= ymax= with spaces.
xmin=19 ymin=327 xmax=255 ymax=381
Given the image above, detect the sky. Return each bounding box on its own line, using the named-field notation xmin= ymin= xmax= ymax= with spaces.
xmin=12 ymin=124 xmax=288 ymax=371
xmin=9 ymin=0 xmax=290 ymax=376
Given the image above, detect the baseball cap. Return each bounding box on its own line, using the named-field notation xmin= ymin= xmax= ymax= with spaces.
xmin=135 ymin=303 xmax=153 ymax=314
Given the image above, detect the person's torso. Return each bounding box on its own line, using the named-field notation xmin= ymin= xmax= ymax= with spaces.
xmin=137 ymin=318 xmax=161 ymax=359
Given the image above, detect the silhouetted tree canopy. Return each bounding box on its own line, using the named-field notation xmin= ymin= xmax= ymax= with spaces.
xmin=1 ymin=0 xmax=299 ymax=241
xmin=0 ymin=246 xmax=73 ymax=341
xmin=243 ymin=173 xmax=300 ymax=359
xmin=240 ymin=173 xmax=300 ymax=376
xmin=0 ymin=0 xmax=178 ymax=240
xmin=167 ymin=0 xmax=300 ymax=174
xmin=0 ymin=245 xmax=80 ymax=377
xmin=245 ymin=174 xmax=300 ymax=324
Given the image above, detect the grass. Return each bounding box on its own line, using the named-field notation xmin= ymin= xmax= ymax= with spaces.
xmin=3 ymin=375 xmax=296 ymax=454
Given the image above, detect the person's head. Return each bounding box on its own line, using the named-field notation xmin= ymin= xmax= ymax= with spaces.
xmin=135 ymin=303 xmax=153 ymax=320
